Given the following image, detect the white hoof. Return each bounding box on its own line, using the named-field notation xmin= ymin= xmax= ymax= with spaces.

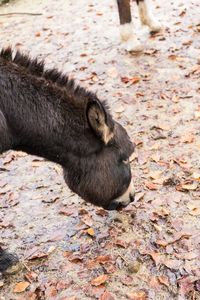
xmin=119 ymin=23 xmax=143 ymax=52
xmin=124 ymin=36 xmax=143 ymax=52
xmin=148 ymin=20 xmax=162 ymax=33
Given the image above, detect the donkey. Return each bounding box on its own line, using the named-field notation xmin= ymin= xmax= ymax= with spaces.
xmin=117 ymin=0 xmax=161 ymax=51
xmin=0 ymin=47 xmax=135 ymax=274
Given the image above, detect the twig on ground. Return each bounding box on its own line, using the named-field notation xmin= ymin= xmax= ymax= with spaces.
xmin=0 ymin=12 xmax=42 ymax=16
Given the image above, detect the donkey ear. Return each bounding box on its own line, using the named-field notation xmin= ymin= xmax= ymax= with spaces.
xmin=86 ymin=100 xmax=113 ymax=144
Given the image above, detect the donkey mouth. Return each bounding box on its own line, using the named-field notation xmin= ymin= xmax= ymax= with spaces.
xmin=106 ymin=192 xmax=135 ymax=211
xmin=106 ymin=180 xmax=135 ymax=211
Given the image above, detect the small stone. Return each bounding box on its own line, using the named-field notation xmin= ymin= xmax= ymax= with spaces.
xmin=127 ymin=260 xmax=141 ymax=273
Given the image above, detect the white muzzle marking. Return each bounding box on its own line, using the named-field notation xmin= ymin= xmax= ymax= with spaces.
xmin=115 ymin=180 xmax=135 ymax=206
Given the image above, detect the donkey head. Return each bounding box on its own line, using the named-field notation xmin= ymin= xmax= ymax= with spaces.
xmin=63 ymin=98 xmax=135 ymax=210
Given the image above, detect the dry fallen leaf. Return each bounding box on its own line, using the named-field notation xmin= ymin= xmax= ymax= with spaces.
xmin=158 ymin=275 xmax=170 ymax=287
xmin=149 ymin=252 xmax=164 ymax=266
xmin=176 ymin=181 xmax=198 ymax=191
xmin=114 ymin=104 xmax=125 ymax=113
xmin=148 ymin=170 xmax=163 ymax=180
xmin=192 ymin=172 xmax=200 ymax=181
xmin=187 ymin=201 xmax=200 ymax=216
xmin=126 ymin=290 xmax=146 ymax=300
xmin=114 ymin=239 xmax=129 ymax=248
xmin=87 ymin=227 xmax=95 ymax=236
xmin=156 ymin=232 xmax=191 ymax=247
xmin=145 ymin=181 xmax=159 ymax=190
xmin=91 ymin=274 xmax=109 ymax=286
xmin=95 ymin=255 xmax=112 ymax=264
xmin=121 ymin=76 xmax=140 ymax=85
xmin=13 ymin=281 xmax=30 ymax=293
xmin=35 ymin=32 xmax=41 ymax=37
xmin=100 ymin=291 xmax=115 ymax=300
xmin=181 ymin=133 xmax=195 ymax=143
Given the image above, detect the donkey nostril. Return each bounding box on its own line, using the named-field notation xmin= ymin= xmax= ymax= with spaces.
xmin=129 ymin=193 xmax=135 ymax=203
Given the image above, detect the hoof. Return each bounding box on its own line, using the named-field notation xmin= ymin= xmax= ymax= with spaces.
xmin=148 ymin=20 xmax=162 ymax=33
xmin=124 ymin=37 xmax=143 ymax=52
xmin=0 ymin=248 xmax=22 ymax=275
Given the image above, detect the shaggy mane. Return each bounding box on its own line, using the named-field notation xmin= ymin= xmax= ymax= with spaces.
xmin=0 ymin=47 xmax=107 ymax=109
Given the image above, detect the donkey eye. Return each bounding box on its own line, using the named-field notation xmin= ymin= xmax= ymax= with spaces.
xmin=123 ymin=159 xmax=129 ymax=165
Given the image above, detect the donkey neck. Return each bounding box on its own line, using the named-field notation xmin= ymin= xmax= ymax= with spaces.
xmin=0 ymin=54 xmax=102 ymax=165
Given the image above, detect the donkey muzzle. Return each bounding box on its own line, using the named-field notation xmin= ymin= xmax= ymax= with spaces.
xmin=106 ymin=181 xmax=135 ymax=211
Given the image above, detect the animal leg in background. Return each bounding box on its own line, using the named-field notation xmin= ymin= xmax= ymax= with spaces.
xmin=117 ymin=0 xmax=161 ymax=52
xmin=137 ymin=0 xmax=161 ymax=32
xmin=117 ymin=0 xmax=143 ymax=52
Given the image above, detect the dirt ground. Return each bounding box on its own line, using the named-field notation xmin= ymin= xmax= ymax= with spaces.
xmin=0 ymin=0 xmax=200 ymax=299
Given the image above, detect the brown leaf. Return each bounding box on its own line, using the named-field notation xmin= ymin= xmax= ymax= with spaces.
xmin=114 ymin=104 xmax=125 ymax=113
xmin=61 ymin=297 xmax=76 ymax=300
xmin=179 ymin=9 xmax=186 ymax=17
xmin=25 ymin=246 xmax=49 ymax=260
xmin=135 ymin=192 xmax=145 ymax=202
xmin=178 ymin=276 xmax=196 ymax=297
xmin=56 ymin=279 xmax=73 ymax=291
xmin=145 ymin=181 xmax=159 ymax=190
xmin=83 ymin=284 xmax=105 ymax=298
xmin=87 ymin=227 xmax=95 ymax=236
xmin=13 ymin=281 xmax=30 ymax=293
xmin=80 ymin=53 xmax=87 ymax=57
xmin=45 ymin=285 xmax=57 ymax=298
xmin=120 ymin=275 xmax=133 ymax=286
xmin=81 ymin=214 xmax=93 ymax=227
xmin=91 ymin=274 xmax=109 ymax=286
xmin=95 ymin=255 xmax=112 ymax=264
xmin=149 ymin=252 xmax=164 ymax=266
xmin=149 ymin=276 xmax=160 ymax=289
xmin=163 ymin=258 xmax=182 ymax=270
xmin=176 ymin=181 xmax=198 ymax=191
xmin=153 ymin=207 xmax=170 ymax=218
xmin=68 ymin=253 xmax=84 ymax=263
xmin=187 ymin=201 xmax=200 ymax=216
xmin=189 ymin=208 xmax=200 ymax=216
xmin=35 ymin=32 xmax=41 ymax=37
xmin=168 ymin=55 xmax=184 ymax=61
xmin=114 ymin=239 xmax=129 ymax=248
xmin=121 ymin=76 xmax=140 ymax=85
xmin=24 ymin=292 xmax=37 ymax=300
xmin=24 ymin=271 xmax=38 ymax=282
xmin=175 ymin=251 xmax=198 ymax=260
xmin=168 ymin=54 xmax=177 ymax=60
xmin=181 ymin=133 xmax=195 ymax=143
xmin=158 ymin=275 xmax=170 ymax=287
xmin=172 ymin=95 xmax=179 ymax=103
xmin=156 ymin=232 xmax=191 ymax=247
xmin=126 ymin=291 xmax=146 ymax=300
xmin=96 ymin=209 xmax=109 ymax=217
xmin=148 ymin=170 xmax=163 ymax=180
xmin=0 ymin=220 xmax=13 ymax=228
xmin=100 ymin=291 xmax=115 ymax=300
xmin=192 ymin=172 xmax=200 ymax=180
